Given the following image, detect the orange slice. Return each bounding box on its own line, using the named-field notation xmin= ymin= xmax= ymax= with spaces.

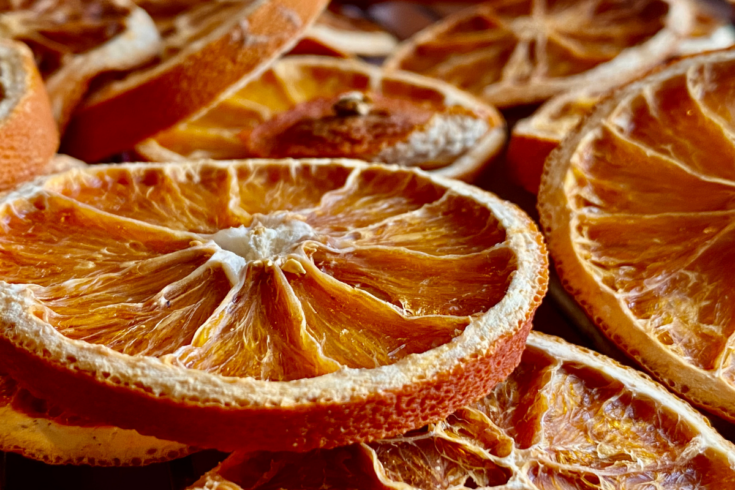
xmin=188 ymin=331 xmax=735 ymax=490
xmin=0 ymin=371 xmax=189 ymax=466
xmin=136 ymin=56 xmax=506 ymax=182
xmin=60 ymin=0 xmax=329 ymax=162
xmin=0 ymin=0 xmax=162 ymax=132
xmin=0 ymin=158 xmax=547 ymax=452
xmin=292 ymin=8 xmax=398 ymax=58
xmin=384 ymin=0 xmax=695 ymax=108
xmin=0 ymin=40 xmax=58 ymax=191
xmin=509 ymin=89 xmax=601 ymax=193
xmin=539 ymin=48 xmax=735 ymax=423
xmin=509 ymin=6 xmax=735 ymax=194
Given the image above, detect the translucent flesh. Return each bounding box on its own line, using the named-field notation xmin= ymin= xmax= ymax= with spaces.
xmin=391 ymin=0 xmax=669 ymax=93
xmin=199 ymin=339 xmax=735 ymax=489
xmin=566 ymin=58 xmax=735 ymax=375
xmin=147 ymin=61 xmax=497 ymax=170
xmin=0 ymin=162 xmax=515 ymax=381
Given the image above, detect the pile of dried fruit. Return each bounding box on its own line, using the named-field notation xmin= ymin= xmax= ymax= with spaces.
xmin=0 ymin=1 xmax=735 ymax=489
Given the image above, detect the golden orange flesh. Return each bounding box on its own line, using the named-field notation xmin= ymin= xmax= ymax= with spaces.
xmin=0 ymin=161 xmax=514 ymax=382
xmin=189 ymin=333 xmax=735 ymax=489
xmin=385 ymin=0 xmax=682 ymax=106
xmin=0 ymin=0 xmax=131 ymax=77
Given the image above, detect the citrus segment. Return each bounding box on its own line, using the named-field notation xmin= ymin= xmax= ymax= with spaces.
xmin=0 ymin=159 xmax=547 ymax=451
xmin=539 ymin=49 xmax=735 ymax=421
xmin=384 ymin=0 xmax=694 ymax=107
xmin=172 ymin=263 xmax=338 ymax=381
xmin=61 ymin=0 xmax=330 ymax=161
xmin=136 ymin=57 xmax=506 ymax=182
xmin=344 ymin=192 xmax=507 ymax=255
xmin=188 ymin=332 xmax=735 ymax=490
xmin=307 ymin=245 xmax=515 ymax=317
xmin=47 ymin=165 xmax=247 ymax=233
xmin=234 ymin=162 xmax=352 ymax=215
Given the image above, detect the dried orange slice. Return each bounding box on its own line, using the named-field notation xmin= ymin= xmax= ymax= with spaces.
xmin=0 ymin=158 xmax=547 ymax=452
xmin=0 ymin=0 xmax=162 ymax=132
xmin=509 ymin=7 xmax=735 ymax=194
xmin=60 ymin=0 xmax=329 ymax=162
xmin=509 ymin=89 xmax=601 ymax=193
xmin=0 ymin=371 xmax=189 ymax=466
xmin=188 ymin=331 xmax=735 ymax=490
xmin=136 ymin=56 xmax=506 ymax=182
xmin=539 ymin=48 xmax=735 ymax=423
xmin=0 ymin=40 xmax=58 ymax=191
xmin=384 ymin=0 xmax=695 ymax=108
xmin=291 ymin=8 xmax=398 ymax=58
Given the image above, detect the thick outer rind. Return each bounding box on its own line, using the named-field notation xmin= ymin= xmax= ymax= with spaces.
xmin=0 ymin=41 xmax=59 ymax=191
xmin=538 ymin=49 xmax=735 ymax=423
xmin=0 ymin=158 xmax=548 ymax=452
xmin=0 ymin=318 xmax=535 ymax=452
xmin=60 ymin=0 xmax=329 ymax=162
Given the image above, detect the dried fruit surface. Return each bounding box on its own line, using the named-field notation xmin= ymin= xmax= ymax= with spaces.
xmin=189 ymin=333 xmax=735 ymax=489
xmin=539 ymin=50 xmax=735 ymax=421
xmin=0 ymin=0 xmax=131 ymax=77
xmin=142 ymin=58 xmax=503 ymax=179
xmin=385 ymin=0 xmax=688 ymax=106
xmin=2 ymin=161 xmax=516 ymax=381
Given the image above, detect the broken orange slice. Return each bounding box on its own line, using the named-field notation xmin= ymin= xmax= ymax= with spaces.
xmin=60 ymin=0 xmax=329 ymax=162
xmin=136 ymin=56 xmax=506 ymax=182
xmin=384 ymin=0 xmax=695 ymax=108
xmin=0 ymin=371 xmax=189 ymax=466
xmin=188 ymin=331 xmax=735 ymax=490
xmin=539 ymin=48 xmax=735 ymax=423
xmin=0 ymin=158 xmax=547 ymax=452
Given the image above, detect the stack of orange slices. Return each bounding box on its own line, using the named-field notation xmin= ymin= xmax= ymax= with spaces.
xmin=1 ymin=1 xmax=735 ymax=486
xmin=190 ymin=332 xmax=735 ymax=489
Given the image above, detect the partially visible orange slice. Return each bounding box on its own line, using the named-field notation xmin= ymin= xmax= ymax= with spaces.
xmin=136 ymin=56 xmax=506 ymax=182
xmin=0 ymin=371 xmax=190 ymax=466
xmin=509 ymin=5 xmax=735 ymax=194
xmin=188 ymin=331 xmax=735 ymax=490
xmin=0 ymin=0 xmax=162 ymax=132
xmin=509 ymin=89 xmax=601 ymax=193
xmin=60 ymin=0 xmax=329 ymax=162
xmin=0 ymin=40 xmax=58 ymax=191
xmin=384 ymin=0 xmax=695 ymax=108
xmin=292 ymin=9 xmax=398 ymax=58
xmin=539 ymin=48 xmax=735 ymax=423
xmin=0 ymin=158 xmax=547 ymax=452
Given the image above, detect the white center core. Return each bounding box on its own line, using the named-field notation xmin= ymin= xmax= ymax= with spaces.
xmin=212 ymin=213 xmax=316 ymax=262
xmin=208 ymin=214 xmax=316 ymax=285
